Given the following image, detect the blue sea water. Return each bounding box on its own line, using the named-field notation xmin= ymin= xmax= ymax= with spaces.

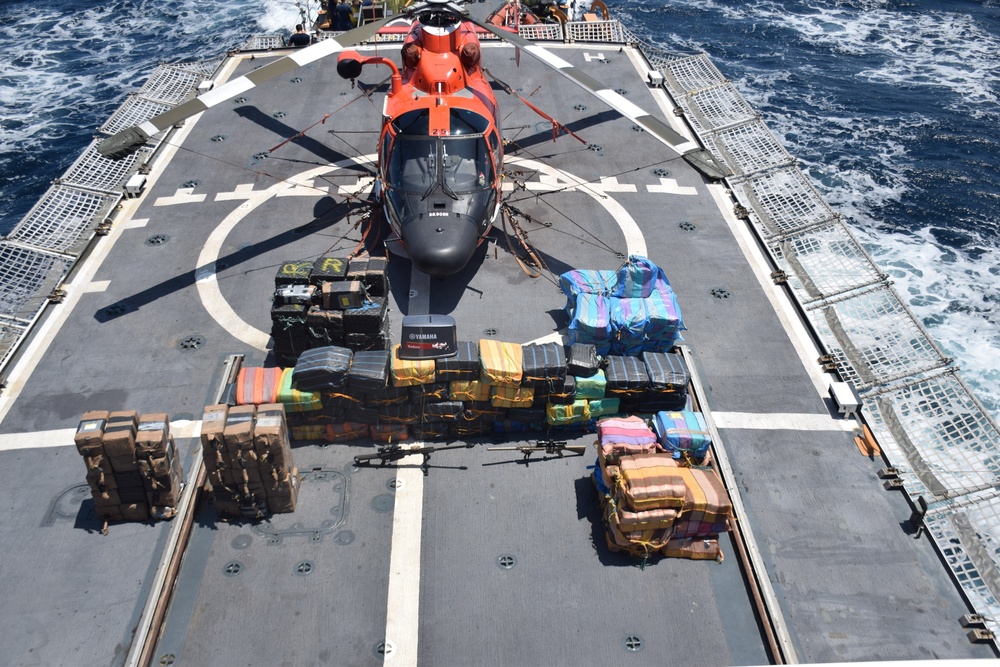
xmin=1 ymin=0 xmax=998 ymax=413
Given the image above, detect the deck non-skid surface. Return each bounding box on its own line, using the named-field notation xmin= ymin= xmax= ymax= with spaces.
xmin=0 ymin=37 xmax=992 ymax=666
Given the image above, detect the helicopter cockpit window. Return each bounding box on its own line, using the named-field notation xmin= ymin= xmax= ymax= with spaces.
xmin=449 ymin=109 xmax=490 ymax=136
xmin=389 ymin=135 xmax=494 ymax=195
xmin=390 ymin=136 xmax=437 ymax=191
xmin=440 ymin=135 xmax=492 ymax=191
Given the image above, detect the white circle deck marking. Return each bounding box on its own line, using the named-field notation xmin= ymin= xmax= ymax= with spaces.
xmin=196 ymin=156 xmax=646 ymax=348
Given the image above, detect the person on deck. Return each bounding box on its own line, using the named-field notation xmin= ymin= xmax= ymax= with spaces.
xmin=288 ymin=24 xmax=313 ymax=47
xmin=335 ymin=0 xmax=354 ymax=31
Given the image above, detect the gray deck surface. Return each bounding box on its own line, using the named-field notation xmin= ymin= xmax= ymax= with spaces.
xmin=0 ymin=34 xmax=993 ymax=667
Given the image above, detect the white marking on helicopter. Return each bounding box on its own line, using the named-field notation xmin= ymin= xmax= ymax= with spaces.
xmin=647 ymin=178 xmax=698 ymax=196
xmin=583 ymin=52 xmax=605 ymax=62
xmin=154 ymin=187 xmax=207 ymax=206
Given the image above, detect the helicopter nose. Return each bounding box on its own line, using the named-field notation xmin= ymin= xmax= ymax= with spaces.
xmin=402 ymin=213 xmax=482 ymax=277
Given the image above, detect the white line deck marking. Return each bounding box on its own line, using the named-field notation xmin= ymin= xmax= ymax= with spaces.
xmin=122 ymin=218 xmax=149 ymax=229
xmin=383 ymin=455 xmax=424 ymax=666
xmin=647 ymin=177 xmax=698 ymax=196
xmin=712 ymin=412 xmax=857 ymax=432
xmin=0 ymin=420 xmax=202 ymax=452
xmin=80 ymin=280 xmax=111 ymax=294
xmin=154 ymin=188 xmax=207 ymax=206
xmin=215 ymin=183 xmax=260 ymax=201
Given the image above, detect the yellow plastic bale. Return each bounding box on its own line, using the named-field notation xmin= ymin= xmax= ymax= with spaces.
xmin=479 ymin=339 xmax=522 ymax=386
xmin=545 ymin=400 xmax=590 ymax=425
xmin=490 ymin=385 xmax=534 ymax=408
xmin=449 ymin=380 xmax=490 ymax=402
xmin=390 ymin=344 xmax=436 ymax=387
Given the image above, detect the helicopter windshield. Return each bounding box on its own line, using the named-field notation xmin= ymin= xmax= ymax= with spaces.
xmin=389 ymin=134 xmax=493 ymax=196
xmin=387 ymin=109 xmax=495 ymax=196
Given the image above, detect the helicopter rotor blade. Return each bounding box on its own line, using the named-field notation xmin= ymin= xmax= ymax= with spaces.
xmin=470 ymin=19 xmax=728 ymax=179
xmin=97 ymin=17 xmax=398 ymax=160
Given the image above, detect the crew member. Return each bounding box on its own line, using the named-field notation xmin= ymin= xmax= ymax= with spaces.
xmin=288 ymin=24 xmax=313 ymax=47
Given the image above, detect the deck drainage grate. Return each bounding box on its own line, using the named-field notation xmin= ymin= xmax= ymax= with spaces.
xmin=210 ymin=135 xmax=226 ymax=142
xmin=159 ymin=654 xmax=176 ymax=666
xmin=373 ymin=641 xmax=395 ymax=659
xmin=231 ymin=534 xmax=252 ymax=550
xmin=178 ymin=335 xmax=205 ymax=351
xmin=234 ymin=97 xmax=247 ymax=104
xmin=483 ymin=327 xmax=498 ymax=337
xmin=335 ymin=529 xmax=355 ymax=545
xmin=678 ymin=221 xmax=696 ymax=231
xmin=710 ymin=287 xmax=731 ymax=299
xmin=614 ymin=88 xmax=629 ymax=96
xmin=252 ymin=151 xmax=269 ymax=161
xmin=222 ymin=561 xmax=243 ymax=576
xmin=272 ymin=111 xmax=286 ymax=119
xmin=497 ymin=554 xmax=516 ymax=570
xmin=371 ymin=494 xmax=395 ymax=513
xmin=586 ymin=143 xmax=604 ymax=154
xmin=182 ymin=180 xmax=199 ymax=188
xmin=623 ymin=635 xmax=643 ymax=652
xmin=573 ymin=104 xmax=588 ymax=111
xmin=294 ymin=560 xmax=314 ymax=576
xmin=290 ymin=77 xmax=303 ymax=83
xmin=145 ymin=234 xmax=169 ymax=246
xmin=651 ymin=168 xmax=670 ymax=178
xmin=631 ymin=125 xmax=644 ymax=133
xmin=266 ymin=535 xmax=283 ymax=546
xmin=387 ymin=478 xmax=403 ymax=490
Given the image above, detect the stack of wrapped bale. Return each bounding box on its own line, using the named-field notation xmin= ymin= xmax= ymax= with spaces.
xmin=390 ymin=344 xmax=454 ymax=441
xmin=604 ymin=355 xmax=649 ymax=414
xmin=641 ymin=350 xmax=690 ymax=413
xmin=76 ymin=410 xmax=183 ymax=524
xmin=135 ymin=413 xmax=183 ymax=519
xmin=270 ymin=260 xmax=315 ymax=366
xmin=271 ymin=255 xmax=390 ymax=366
xmin=475 ymin=338 xmax=521 ymax=432
xmin=290 ymin=345 xmax=354 ymax=441
xmin=203 ymin=403 xmax=299 ymax=520
xmin=594 ymin=415 xmax=730 ymax=560
xmin=562 ymin=256 xmax=686 ymax=356
xmin=439 ymin=341 xmax=491 ymax=437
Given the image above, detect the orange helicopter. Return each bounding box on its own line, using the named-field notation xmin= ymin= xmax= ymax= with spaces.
xmin=335 ymin=7 xmax=504 ymax=275
xmin=98 ymin=0 xmax=722 ymax=277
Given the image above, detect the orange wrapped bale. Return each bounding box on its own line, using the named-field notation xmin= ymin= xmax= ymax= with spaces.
xmin=479 ymin=339 xmax=522 ymax=386
xmin=617 ymin=453 xmax=686 ymax=512
xmin=391 ymin=345 xmax=436 ymax=386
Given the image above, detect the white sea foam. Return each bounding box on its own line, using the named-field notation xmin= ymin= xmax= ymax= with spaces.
xmin=736 ymin=1 xmax=1000 ymax=118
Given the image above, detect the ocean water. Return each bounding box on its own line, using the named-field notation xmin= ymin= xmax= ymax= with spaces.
xmin=1 ymin=0 xmax=997 ymax=414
